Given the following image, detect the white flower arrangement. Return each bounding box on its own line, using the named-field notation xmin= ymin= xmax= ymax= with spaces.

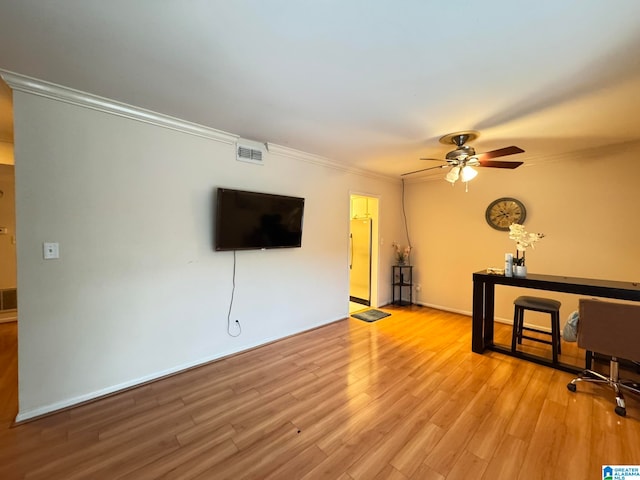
xmin=392 ymin=241 xmax=412 ymax=265
xmin=508 ymin=224 xmax=544 ymax=265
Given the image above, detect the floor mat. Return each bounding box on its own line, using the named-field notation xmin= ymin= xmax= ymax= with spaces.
xmin=351 ymin=309 xmax=391 ymax=322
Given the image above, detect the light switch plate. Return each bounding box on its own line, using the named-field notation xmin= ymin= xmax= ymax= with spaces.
xmin=43 ymin=242 xmax=60 ymax=260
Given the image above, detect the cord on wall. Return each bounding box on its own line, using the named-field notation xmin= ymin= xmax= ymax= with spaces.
xmin=227 ymin=250 xmax=242 ymax=337
xmin=401 ymin=178 xmax=412 ymax=264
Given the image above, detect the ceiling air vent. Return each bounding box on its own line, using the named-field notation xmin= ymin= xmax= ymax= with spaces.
xmin=236 ymin=139 xmax=266 ymax=165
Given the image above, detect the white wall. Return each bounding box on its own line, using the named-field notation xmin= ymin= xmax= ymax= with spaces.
xmin=405 ymin=147 xmax=640 ymax=327
xmin=11 ymin=82 xmax=403 ymax=420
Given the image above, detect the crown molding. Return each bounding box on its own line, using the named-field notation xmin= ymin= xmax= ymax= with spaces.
xmin=0 ymin=70 xmax=238 ymax=145
xmin=2 ymin=70 xmax=411 ymax=182
xmin=266 ymin=143 xmax=398 ymax=183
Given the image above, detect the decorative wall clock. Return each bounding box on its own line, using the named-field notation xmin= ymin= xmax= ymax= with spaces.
xmin=485 ymin=197 xmax=526 ymax=231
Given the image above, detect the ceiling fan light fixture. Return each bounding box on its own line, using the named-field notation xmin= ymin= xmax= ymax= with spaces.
xmin=461 ymin=165 xmax=478 ymax=182
xmin=445 ymin=166 xmax=460 ymax=184
xmin=401 ymin=130 xmax=524 ymax=181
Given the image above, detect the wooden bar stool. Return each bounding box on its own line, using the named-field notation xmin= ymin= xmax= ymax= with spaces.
xmin=511 ymin=296 xmax=562 ymax=363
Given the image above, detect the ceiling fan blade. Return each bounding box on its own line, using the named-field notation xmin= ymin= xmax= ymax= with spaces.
xmin=419 ymin=157 xmax=444 ymax=162
xmin=478 ymin=160 xmax=524 ymax=169
xmin=475 ymin=146 xmax=524 ymax=161
xmin=401 ymin=165 xmax=447 ymax=176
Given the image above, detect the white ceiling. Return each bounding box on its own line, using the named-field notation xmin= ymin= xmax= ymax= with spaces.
xmin=1 ymin=1 xmax=640 ymax=177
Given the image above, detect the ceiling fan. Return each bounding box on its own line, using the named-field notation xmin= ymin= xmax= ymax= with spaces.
xmin=402 ymin=131 xmax=525 ymax=187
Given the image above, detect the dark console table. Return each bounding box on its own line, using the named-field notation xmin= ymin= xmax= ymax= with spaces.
xmin=472 ymin=270 xmax=640 ymax=373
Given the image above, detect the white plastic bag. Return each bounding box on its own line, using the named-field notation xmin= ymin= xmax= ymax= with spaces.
xmin=562 ymin=310 xmax=579 ymax=342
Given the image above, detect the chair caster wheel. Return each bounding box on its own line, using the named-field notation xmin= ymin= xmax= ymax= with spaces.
xmin=567 ymin=383 xmax=576 ymax=392
xmin=615 ymin=406 xmax=626 ymax=417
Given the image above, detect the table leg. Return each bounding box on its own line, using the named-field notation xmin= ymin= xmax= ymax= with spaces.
xmin=472 ymin=279 xmax=485 ymax=353
xmin=484 ymin=282 xmax=495 ymax=347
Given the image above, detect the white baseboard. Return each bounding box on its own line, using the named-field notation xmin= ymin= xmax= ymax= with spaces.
xmin=15 ymin=314 xmax=346 ymax=422
xmin=412 ymin=301 xmax=552 ymax=333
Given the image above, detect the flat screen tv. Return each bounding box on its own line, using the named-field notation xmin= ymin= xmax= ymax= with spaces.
xmin=215 ymin=188 xmax=305 ymax=251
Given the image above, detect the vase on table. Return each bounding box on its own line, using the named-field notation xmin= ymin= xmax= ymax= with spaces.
xmin=513 ymin=250 xmax=526 ymax=277
xmin=514 ymin=265 xmax=527 ymax=278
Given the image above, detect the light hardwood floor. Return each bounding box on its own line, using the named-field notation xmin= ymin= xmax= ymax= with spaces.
xmin=0 ymin=306 xmax=638 ymax=479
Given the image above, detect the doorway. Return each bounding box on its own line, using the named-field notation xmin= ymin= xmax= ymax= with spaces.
xmin=0 ymin=79 xmax=16 ymax=324
xmin=0 ymin=77 xmax=17 ymax=425
xmin=349 ymin=194 xmax=379 ymax=313
xmin=0 ymin=164 xmax=17 ymax=323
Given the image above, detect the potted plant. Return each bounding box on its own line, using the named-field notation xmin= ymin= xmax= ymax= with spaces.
xmin=392 ymin=242 xmax=412 ymax=265
xmin=508 ymin=224 xmax=544 ymax=277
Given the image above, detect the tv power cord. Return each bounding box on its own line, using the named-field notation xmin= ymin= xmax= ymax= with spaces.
xmin=227 ymin=250 xmax=241 ymax=337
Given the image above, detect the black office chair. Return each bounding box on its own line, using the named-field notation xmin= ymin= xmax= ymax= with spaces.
xmin=567 ymin=299 xmax=640 ymax=417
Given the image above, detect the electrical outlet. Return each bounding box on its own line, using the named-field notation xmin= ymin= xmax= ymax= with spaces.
xmin=43 ymin=242 xmax=60 ymax=260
